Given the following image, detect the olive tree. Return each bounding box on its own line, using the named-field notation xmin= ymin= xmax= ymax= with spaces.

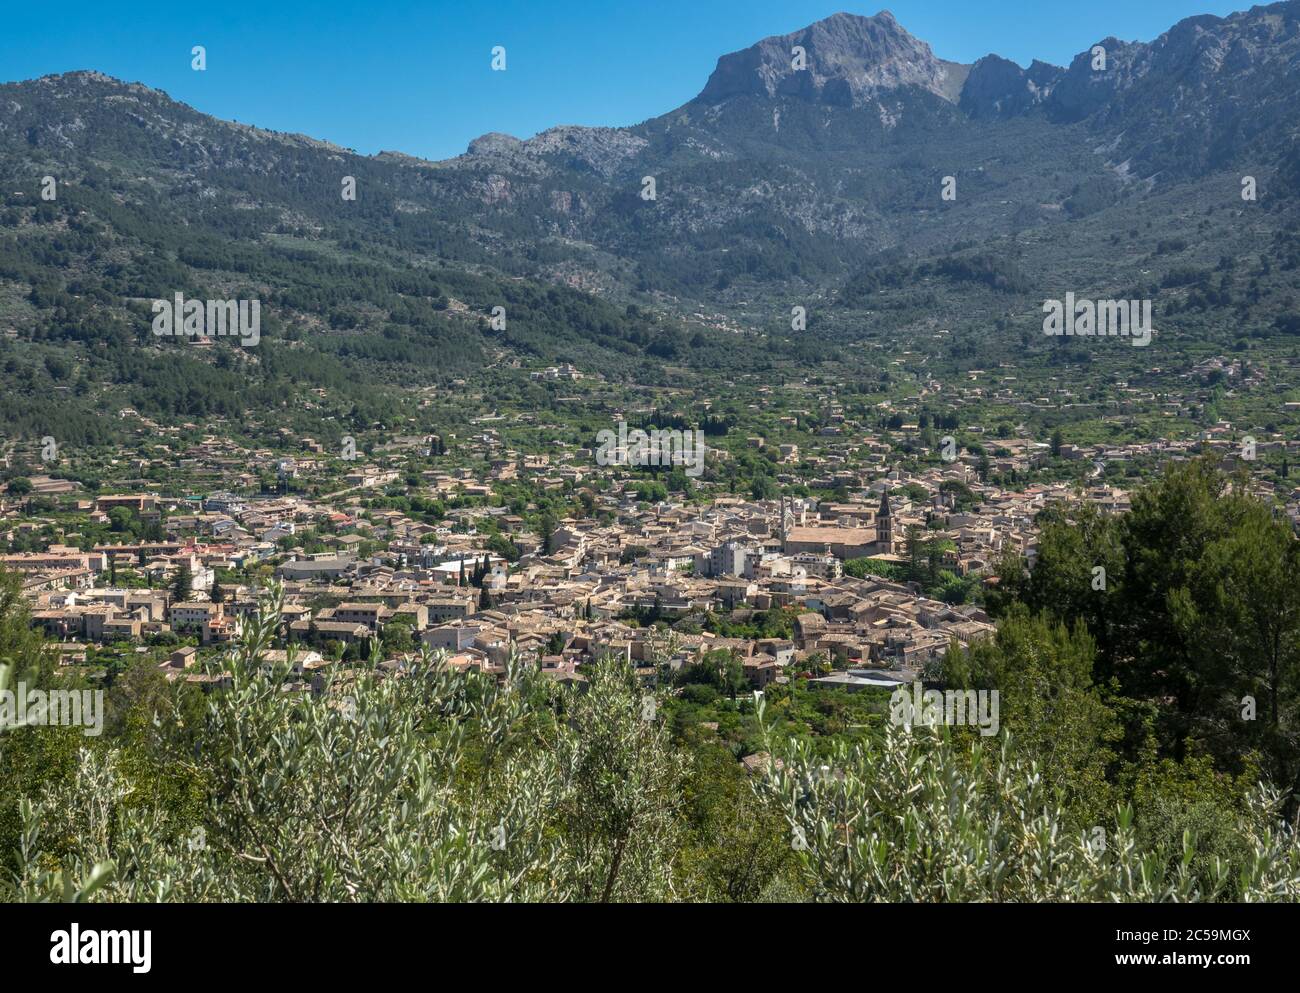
xmin=754 ymin=699 xmax=1300 ymax=902
xmin=5 ymin=591 xmax=688 ymax=903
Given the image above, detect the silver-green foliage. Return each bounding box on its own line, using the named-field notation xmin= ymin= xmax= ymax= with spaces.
xmin=9 ymin=592 xmax=1300 ymax=903
xmin=2 ymin=658 xmax=114 ymax=902
xmin=5 ymin=590 xmax=686 ymax=902
xmin=754 ymin=698 xmax=1300 ymax=902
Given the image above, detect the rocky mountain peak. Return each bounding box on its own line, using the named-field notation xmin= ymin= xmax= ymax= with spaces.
xmin=695 ymin=10 xmax=969 ymax=108
xmin=466 ymin=132 xmax=524 ymax=156
xmin=959 ymin=54 xmax=1063 ymax=120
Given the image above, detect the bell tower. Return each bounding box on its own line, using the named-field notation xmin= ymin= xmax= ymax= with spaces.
xmin=877 ymin=491 xmax=893 ymax=554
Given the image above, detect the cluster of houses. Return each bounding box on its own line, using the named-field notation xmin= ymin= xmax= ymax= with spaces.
xmin=3 ymin=374 xmax=1296 ymax=701
xmin=0 ymin=467 xmax=1141 ymax=697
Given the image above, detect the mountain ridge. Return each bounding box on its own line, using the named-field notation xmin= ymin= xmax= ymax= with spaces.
xmin=459 ymin=1 xmax=1300 ymax=181
xmin=0 ymin=1 xmax=1298 ymax=432
xmin=13 ymin=0 xmax=1300 ymax=185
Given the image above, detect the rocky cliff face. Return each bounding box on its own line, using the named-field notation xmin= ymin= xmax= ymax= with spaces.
xmin=1043 ymin=3 xmax=1300 ymax=172
xmin=695 ymin=11 xmax=969 ymax=108
xmin=960 ymin=56 xmax=1061 ymax=120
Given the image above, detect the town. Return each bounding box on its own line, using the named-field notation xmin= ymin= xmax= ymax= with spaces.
xmin=5 ymin=392 xmax=1279 ymax=708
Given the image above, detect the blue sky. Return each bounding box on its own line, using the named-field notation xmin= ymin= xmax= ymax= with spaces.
xmin=0 ymin=0 xmax=1248 ymax=161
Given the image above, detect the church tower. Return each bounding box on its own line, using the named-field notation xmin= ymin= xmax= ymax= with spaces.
xmin=876 ymin=491 xmax=894 ymax=555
